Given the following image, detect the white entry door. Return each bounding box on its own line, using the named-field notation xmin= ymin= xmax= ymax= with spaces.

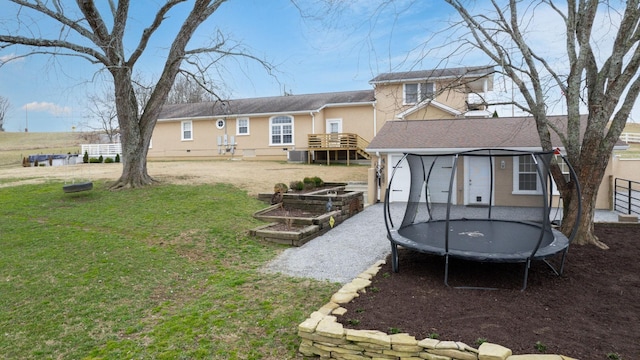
xmin=465 ymin=156 xmax=493 ymax=205
xmin=326 ymin=119 xmax=342 ymax=146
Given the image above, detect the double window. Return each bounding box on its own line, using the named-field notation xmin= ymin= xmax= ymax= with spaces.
xmin=404 ymin=82 xmax=435 ymax=104
xmin=181 ymin=120 xmax=192 ymax=141
xmin=270 ymin=115 xmax=293 ymax=145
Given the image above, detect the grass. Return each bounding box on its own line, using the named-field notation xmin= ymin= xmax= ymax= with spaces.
xmin=0 ymin=181 xmax=339 ymax=359
xmin=0 ymin=132 xmax=82 ymax=167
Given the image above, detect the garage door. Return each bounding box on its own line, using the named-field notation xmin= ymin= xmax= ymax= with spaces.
xmin=387 ymin=154 xmax=456 ymax=203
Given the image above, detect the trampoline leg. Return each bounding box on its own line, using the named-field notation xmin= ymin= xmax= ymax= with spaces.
xmin=391 ymin=243 xmax=399 ymax=273
xmin=444 ymin=254 xmax=451 ymax=288
xmin=558 ymin=248 xmax=568 ymax=275
xmin=521 ymin=259 xmax=531 ymax=291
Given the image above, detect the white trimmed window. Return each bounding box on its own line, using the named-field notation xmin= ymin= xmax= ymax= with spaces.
xmin=237 ymin=118 xmax=250 ymax=135
xmin=404 ymin=82 xmax=435 ymax=104
xmin=270 ymin=115 xmax=293 ymax=145
xmin=181 ymin=120 xmax=193 ymax=141
xmin=513 ymin=155 xmax=542 ymax=194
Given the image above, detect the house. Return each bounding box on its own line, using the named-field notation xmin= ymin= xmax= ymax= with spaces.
xmin=365 ymin=116 xmax=627 ymax=210
xmin=151 ymin=90 xmax=376 ymax=164
xmin=150 ymin=65 xmax=628 ymax=210
xmin=150 ymin=66 xmax=495 ymax=164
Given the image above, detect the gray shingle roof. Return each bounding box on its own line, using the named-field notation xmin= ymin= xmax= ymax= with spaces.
xmin=369 ymin=65 xmax=495 ymax=84
xmin=158 ymin=90 xmax=375 ymax=120
xmin=366 ymin=115 xmax=588 ymax=152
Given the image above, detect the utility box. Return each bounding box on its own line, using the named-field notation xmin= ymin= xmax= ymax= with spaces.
xmin=288 ymin=150 xmax=308 ymax=163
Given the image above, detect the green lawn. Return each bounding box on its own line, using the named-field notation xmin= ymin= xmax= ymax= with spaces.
xmin=0 ymin=181 xmax=338 ymax=359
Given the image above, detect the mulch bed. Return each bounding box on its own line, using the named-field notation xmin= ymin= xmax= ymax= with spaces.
xmin=338 ymin=223 xmax=639 ymax=359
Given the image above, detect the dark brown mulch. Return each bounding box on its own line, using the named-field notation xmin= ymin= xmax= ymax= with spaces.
xmin=338 ymin=223 xmax=639 ymax=359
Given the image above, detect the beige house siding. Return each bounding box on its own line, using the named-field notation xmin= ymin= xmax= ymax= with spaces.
xmin=373 ymin=82 xmax=465 ymax=128
xmin=598 ymin=157 xmax=640 ymax=210
xmin=150 ymin=104 xmax=376 ymax=161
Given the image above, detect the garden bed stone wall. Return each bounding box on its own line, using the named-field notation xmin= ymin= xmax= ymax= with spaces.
xmin=298 ymin=260 xmax=577 ymax=360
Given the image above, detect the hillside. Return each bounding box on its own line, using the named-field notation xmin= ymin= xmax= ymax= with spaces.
xmin=0 ymin=132 xmax=82 ymax=167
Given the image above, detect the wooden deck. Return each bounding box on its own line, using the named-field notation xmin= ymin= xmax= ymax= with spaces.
xmin=307 ymin=133 xmax=370 ymax=165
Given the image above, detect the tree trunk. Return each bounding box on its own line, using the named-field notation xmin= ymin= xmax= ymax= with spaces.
xmin=108 ymin=68 xmax=157 ymax=189
xmin=559 ymin=147 xmax=610 ymax=249
xmin=111 ymin=129 xmax=156 ymax=189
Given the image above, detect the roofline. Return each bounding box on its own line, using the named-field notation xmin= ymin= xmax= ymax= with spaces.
xmin=366 ymin=146 xmax=546 ymax=154
xmin=367 ymin=145 xmax=629 ymax=154
xmin=316 ymin=101 xmax=375 ymax=111
xmin=370 ymin=70 xmax=494 ymax=85
xmin=395 ymin=99 xmax=462 ymax=119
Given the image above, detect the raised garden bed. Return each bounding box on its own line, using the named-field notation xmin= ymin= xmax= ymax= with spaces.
xmin=251 ymin=187 xmax=364 ymax=246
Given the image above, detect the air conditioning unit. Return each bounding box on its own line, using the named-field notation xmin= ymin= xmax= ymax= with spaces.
xmin=288 ymin=150 xmax=308 ymax=163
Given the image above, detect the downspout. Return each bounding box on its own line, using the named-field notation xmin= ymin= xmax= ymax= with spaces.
xmin=310 ymin=111 xmax=315 ymax=134
xmin=373 ymin=101 xmax=377 ymax=137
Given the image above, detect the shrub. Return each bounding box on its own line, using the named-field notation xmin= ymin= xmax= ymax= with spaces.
xmin=290 ymin=180 xmax=304 ymax=191
xmin=83 ymin=151 xmax=89 ymax=163
xmin=104 ymin=157 xmax=114 ymax=163
xmin=312 ymin=176 xmax=324 ymax=187
xmin=115 ymin=153 xmax=120 ymax=163
xmin=98 ymin=155 xmax=104 ymax=163
xmin=303 ymin=177 xmax=316 ymax=190
xmin=273 ymin=183 xmax=288 ymax=193
xmin=89 ymin=157 xmax=101 ymax=163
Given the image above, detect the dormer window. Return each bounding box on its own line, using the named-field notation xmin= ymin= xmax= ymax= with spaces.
xmin=404 ymin=82 xmax=435 ymax=104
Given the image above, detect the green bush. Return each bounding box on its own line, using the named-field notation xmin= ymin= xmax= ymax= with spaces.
xmin=98 ymin=155 xmax=104 ymax=163
xmin=312 ymin=176 xmax=324 ymax=187
xmin=302 ymin=177 xmax=316 ymax=190
xmin=89 ymin=157 xmax=101 ymax=163
xmin=104 ymin=157 xmax=114 ymax=163
xmin=115 ymin=153 xmax=120 ymax=163
xmin=289 ymin=180 xmax=304 ymax=191
xmin=83 ymin=151 xmax=89 ymax=163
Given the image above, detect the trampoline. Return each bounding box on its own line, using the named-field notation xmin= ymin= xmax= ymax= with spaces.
xmin=384 ymin=149 xmax=581 ymax=290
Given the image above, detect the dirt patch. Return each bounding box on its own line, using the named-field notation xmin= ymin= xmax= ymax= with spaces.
xmin=0 ymin=160 xmax=368 ymax=196
xmin=338 ymin=223 xmax=639 ymax=359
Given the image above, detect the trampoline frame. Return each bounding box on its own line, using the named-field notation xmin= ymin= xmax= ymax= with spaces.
xmin=384 ymin=149 xmax=582 ymax=290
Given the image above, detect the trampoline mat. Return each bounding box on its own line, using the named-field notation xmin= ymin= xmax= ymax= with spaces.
xmin=394 ymin=219 xmax=569 ymax=262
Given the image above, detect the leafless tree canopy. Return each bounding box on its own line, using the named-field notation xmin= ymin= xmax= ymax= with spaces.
xmin=440 ymin=0 xmax=640 ymax=247
xmin=0 ymin=0 xmax=272 ymax=189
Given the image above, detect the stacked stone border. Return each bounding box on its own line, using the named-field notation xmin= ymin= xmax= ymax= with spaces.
xmin=298 ymin=260 xmax=576 ymax=360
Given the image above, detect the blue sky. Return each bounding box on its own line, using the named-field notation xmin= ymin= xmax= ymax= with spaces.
xmin=0 ymin=0 xmax=637 ymax=132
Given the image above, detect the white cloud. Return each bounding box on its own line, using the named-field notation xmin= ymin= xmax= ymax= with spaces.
xmin=0 ymin=53 xmax=23 ymax=64
xmin=22 ymin=102 xmax=72 ymax=116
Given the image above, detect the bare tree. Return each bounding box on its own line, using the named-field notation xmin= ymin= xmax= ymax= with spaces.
xmin=0 ymin=96 xmax=8 ymax=131
xmin=0 ymin=0 xmax=272 ymax=189
xmin=439 ymin=0 xmax=640 ymax=248
xmin=167 ymin=73 xmax=215 ymax=104
xmin=86 ymin=87 xmax=119 ymax=142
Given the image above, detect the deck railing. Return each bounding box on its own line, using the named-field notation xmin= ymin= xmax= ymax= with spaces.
xmin=620 ymin=132 xmax=640 ymax=143
xmin=614 ymin=178 xmax=640 ymax=216
xmin=307 ymin=133 xmax=368 ymax=149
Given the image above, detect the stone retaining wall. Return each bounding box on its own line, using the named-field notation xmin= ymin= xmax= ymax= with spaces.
xmin=298 ymin=260 xmax=577 ymax=360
